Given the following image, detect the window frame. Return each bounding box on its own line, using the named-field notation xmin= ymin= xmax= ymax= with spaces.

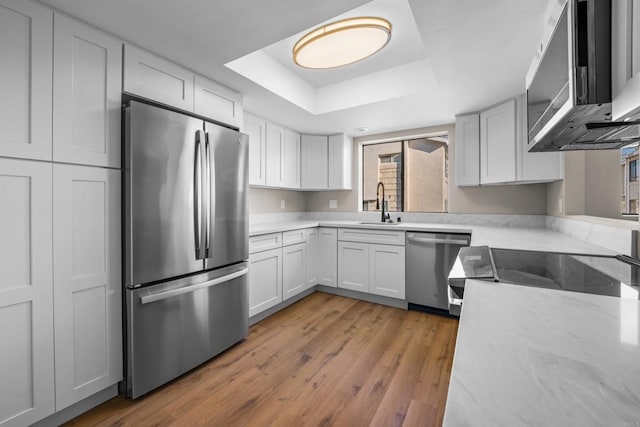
xmin=359 ymin=131 xmax=449 ymax=213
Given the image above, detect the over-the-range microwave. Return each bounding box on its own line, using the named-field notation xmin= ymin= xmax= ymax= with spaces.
xmin=526 ymin=0 xmax=640 ymax=151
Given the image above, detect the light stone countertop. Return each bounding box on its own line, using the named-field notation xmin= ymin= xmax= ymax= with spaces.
xmin=443 ymin=279 xmax=640 ymax=426
xmin=249 ymin=220 xmax=618 ymax=256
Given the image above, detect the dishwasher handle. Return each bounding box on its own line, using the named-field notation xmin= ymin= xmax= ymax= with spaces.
xmin=407 ymin=235 xmax=469 ymax=245
xmin=139 ymin=268 xmax=248 ymax=304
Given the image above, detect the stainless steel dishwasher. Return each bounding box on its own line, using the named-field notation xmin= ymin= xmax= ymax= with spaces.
xmin=406 ymin=232 xmax=471 ymax=311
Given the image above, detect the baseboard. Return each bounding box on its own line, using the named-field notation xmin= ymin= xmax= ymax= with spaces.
xmin=31 ymin=384 xmax=118 ymax=427
xmin=316 ymin=285 xmax=408 ymax=309
xmin=249 ymin=287 xmax=316 ymax=325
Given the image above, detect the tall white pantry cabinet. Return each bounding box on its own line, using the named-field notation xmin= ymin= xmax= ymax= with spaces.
xmin=0 ymin=2 xmax=122 ymax=426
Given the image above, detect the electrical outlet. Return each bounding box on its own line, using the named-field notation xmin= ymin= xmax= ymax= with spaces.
xmin=329 ymin=200 xmax=337 ymax=209
xmin=280 ymin=199 xmax=286 ymax=209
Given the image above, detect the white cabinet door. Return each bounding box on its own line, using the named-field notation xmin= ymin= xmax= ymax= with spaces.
xmin=328 ymin=134 xmax=352 ymax=190
xmin=369 ymin=244 xmax=405 ymax=300
xmin=0 ymin=0 xmax=52 ymax=161
xmin=0 ymin=159 xmax=54 ymax=427
xmin=318 ymin=228 xmax=337 ymax=287
xmin=282 ymin=243 xmax=306 ymax=300
xmin=455 ymin=113 xmax=480 ymax=186
xmin=265 ymin=122 xmax=284 ymax=187
xmin=305 ymin=228 xmax=318 ymax=288
xmin=283 ymin=130 xmax=301 ymax=189
xmin=53 ymin=14 xmax=122 ymax=168
xmin=248 ymin=248 xmax=282 ymax=317
xmin=337 ymin=241 xmax=369 ymax=292
xmin=612 ymin=0 xmax=640 ymax=120
xmin=515 ymin=95 xmax=563 ymax=182
xmin=194 ymin=75 xmax=243 ymax=129
xmin=52 ymin=165 xmax=122 ymax=410
xmin=480 ymin=99 xmax=517 ymax=184
xmin=244 ymin=113 xmax=267 ymax=186
xmin=123 ymin=44 xmax=194 ymax=112
xmin=301 ymin=134 xmax=328 ymax=189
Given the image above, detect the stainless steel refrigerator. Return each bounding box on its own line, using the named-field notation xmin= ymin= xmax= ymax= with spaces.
xmin=123 ymin=100 xmax=249 ymax=398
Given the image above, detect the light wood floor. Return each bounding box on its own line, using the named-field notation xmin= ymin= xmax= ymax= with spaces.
xmin=66 ymin=292 xmax=459 ymax=427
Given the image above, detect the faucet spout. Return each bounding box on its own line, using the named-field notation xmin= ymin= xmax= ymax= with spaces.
xmin=376 ymin=181 xmax=387 ymax=223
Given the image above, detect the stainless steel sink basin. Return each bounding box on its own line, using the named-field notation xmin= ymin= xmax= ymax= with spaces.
xmin=358 ymin=221 xmax=399 ymax=226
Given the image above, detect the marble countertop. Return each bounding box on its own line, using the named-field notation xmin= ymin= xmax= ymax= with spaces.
xmin=249 ymin=220 xmax=617 ymax=256
xmin=444 ymin=279 xmax=640 ymax=426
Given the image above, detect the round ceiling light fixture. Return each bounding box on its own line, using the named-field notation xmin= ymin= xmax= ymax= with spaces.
xmin=293 ymin=17 xmax=392 ymax=69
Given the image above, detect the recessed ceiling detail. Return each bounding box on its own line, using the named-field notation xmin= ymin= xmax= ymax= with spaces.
xmin=292 ymin=17 xmax=392 ymax=69
xmin=225 ymin=0 xmax=437 ymax=117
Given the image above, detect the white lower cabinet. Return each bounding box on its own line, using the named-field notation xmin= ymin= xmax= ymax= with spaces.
xmin=0 ymin=159 xmax=55 ymax=427
xmin=338 ymin=242 xmax=369 ymax=292
xmin=248 ymin=247 xmax=282 ymax=317
xmin=337 ymin=229 xmax=405 ymax=299
xmin=305 ymin=228 xmax=318 ymax=288
xmin=282 ymin=243 xmax=306 ymax=299
xmin=318 ymin=228 xmax=337 ymax=287
xmin=52 ymin=165 xmax=122 ymax=410
xmin=369 ymin=244 xmax=405 ymax=299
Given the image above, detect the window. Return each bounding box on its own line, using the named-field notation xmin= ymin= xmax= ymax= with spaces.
xmin=361 ymin=135 xmax=448 ymax=213
xmin=630 ymin=159 xmax=638 ymax=182
xmin=621 ymin=144 xmax=639 ymax=215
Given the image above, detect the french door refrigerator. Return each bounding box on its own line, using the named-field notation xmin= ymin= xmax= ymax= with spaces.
xmin=123 ymin=100 xmax=249 ymax=398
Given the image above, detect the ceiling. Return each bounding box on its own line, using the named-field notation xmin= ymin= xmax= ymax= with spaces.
xmin=38 ymin=0 xmax=551 ymax=137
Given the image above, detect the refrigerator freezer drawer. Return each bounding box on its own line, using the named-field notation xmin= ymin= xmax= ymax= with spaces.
xmin=125 ymin=263 xmax=248 ymax=398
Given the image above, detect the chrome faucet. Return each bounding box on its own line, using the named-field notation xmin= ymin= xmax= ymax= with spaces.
xmin=376 ymin=181 xmax=390 ymax=223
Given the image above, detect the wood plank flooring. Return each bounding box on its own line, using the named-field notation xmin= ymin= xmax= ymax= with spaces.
xmin=66 ymin=292 xmax=459 ymax=427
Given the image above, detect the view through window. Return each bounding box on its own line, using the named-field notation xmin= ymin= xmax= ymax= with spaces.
xmin=621 ymin=143 xmax=639 ymax=215
xmin=362 ymin=135 xmax=448 ymax=213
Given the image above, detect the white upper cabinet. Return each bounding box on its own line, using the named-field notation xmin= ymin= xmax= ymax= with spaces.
xmin=247 ymin=112 xmax=349 ymax=191
xmin=480 ymin=99 xmax=517 ymax=184
xmin=283 ymin=130 xmax=301 ymax=189
xmin=455 ymin=113 xmax=480 ymax=186
xmin=0 ymin=159 xmax=55 ymax=427
xmin=0 ymin=0 xmax=52 ymax=161
xmin=300 ymin=133 xmax=352 ymax=190
xmin=265 ymin=122 xmax=285 ymax=187
xmin=123 ymin=44 xmax=195 ymax=112
xmin=53 ymin=14 xmax=122 ymax=168
xmin=194 ymin=75 xmax=243 ymax=129
xmin=612 ymin=0 xmax=640 ymax=120
xmin=301 ymin=135 xmax=328 ymax=189
xmin=244 ymin=113 xmax=267 ymax=186
xmin=52 ymin=164 xmax=122 ymax=410
xmin=515 ymin=95 xmax=563 ymax=182
xmin=457 ymin=95 xmax=562 ymax=186
xmin=328 ymin=134 xmax=352 ymax=190
xmin=123 ymin=45 xmax=243 ymax=128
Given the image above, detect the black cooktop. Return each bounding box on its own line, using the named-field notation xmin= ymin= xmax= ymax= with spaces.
xmin=457 ymin=247 xmax=640 ymax=299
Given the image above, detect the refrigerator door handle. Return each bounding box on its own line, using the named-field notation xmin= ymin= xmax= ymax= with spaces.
xmin=139 ymin=268 xmax=248 ymax=304
xmin=194 ymin=130 xmax=204 ymax=259
xmin=205 ymin=132 xmax=212 ymax=258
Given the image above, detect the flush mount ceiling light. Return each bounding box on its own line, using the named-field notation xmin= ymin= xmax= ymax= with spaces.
xmin=293 ymin=17 xmax=392 ymax=69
